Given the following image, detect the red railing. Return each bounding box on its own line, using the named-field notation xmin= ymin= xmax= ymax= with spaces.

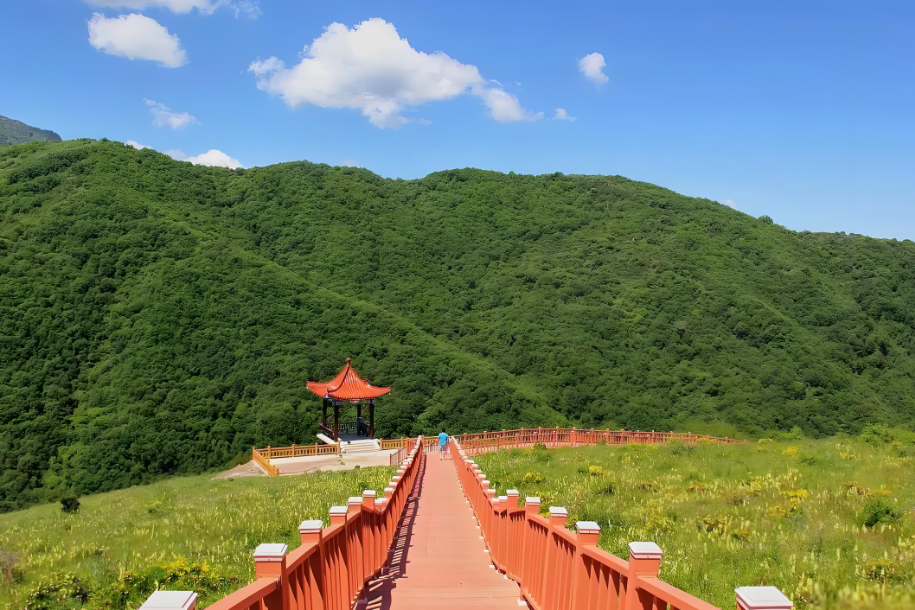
xmin=159 ymin=437 xmax=425 ymax=610
xmin=455 ymin=428 xmax=748 ymax=456
xmin=451 ymin=438 xmax=788 ymax=610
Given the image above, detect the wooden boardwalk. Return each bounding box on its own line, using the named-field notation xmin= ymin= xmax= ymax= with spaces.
xmin=365 ymin=456 xmax=522 ymax=610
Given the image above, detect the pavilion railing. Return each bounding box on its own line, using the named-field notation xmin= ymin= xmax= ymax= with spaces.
xmin=455 ymin=428 xmax=749 ymax=456
xmin=251 ymin=446 xmax=280 ymax=476
xmin=379 ymin=438 xmax=413 ymax=450
xmin=451 ymin=438 xmax=791 ymax=610
xmin=146 ymin=437 xmax=425 ymax=610
xmin=389 ymin=446 xmax=408 ymax=465
xmin=253 ymin=443 xmax=341 ymax=475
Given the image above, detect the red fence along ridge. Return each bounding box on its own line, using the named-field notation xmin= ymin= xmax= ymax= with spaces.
xmin=456 ymin=428 xmax=748 ymax=456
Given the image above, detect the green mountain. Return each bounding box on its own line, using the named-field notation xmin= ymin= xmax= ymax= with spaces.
xmin=0 ymin=115 xmax=62 ymax=148
xmin=1 ymin=139 xmax=914 ymax=511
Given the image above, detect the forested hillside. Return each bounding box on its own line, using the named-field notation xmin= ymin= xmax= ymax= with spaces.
xmin=1 ymin=139 xmax=914 ymax=511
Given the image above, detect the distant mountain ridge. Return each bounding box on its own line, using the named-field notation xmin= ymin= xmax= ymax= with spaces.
xmin=0 ymin=115 xmax=62 ymax=147
xmin=1 ymin=138 xmax=914 ymax=511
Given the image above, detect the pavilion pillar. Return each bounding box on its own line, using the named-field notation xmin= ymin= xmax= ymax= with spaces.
xmin=322 ymin=399 xmax=328 ymax=427
xmin=333 ymin=403 xmax=340 ymax=442
xmin=369 ymin=401 xmax=375 ymax=439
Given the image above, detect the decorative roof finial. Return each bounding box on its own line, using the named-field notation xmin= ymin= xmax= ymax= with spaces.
xmin=346 ymin=358 xmax=352 ymax=364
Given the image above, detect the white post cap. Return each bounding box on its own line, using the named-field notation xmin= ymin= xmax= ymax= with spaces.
xmin=576 ymin=521 xmax=601 ymax=534
xmin=628 ymin=541 xmax=663 ymax=560
xmin=526 ymin=497 xmax=541 ymax=505
xmin=363 ymin=489 xmax=376 ymax=497
xmin=140 ymin=591 xmax=197 ymax=610
xmin=329 ymin=506 xmax=348 ymax=516
xmin=375 ymin=498 xmax=384 ymax=505
xmin=549 ymin=507 xmax=568 ymax=517
xmin=506 ymin=489 xmax=519 ymax=497
xmin=498 ymin=495 xmax=508 ymax=502
xmin=299 ymin=520 xmax=323 ymax=533
xmin=736 ymin=587 xmax=793 ymax=610
xmin=254 ymin=543 xmax=288 ymax=561
xmin=348 ymin=496 xmax=363 ymax=505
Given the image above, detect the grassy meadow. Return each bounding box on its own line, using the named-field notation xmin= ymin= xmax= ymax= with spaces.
xmin=0 ymin=466 xmax=394 ymax=610
xmin=475 ymin=438 xmax=915 ymax=610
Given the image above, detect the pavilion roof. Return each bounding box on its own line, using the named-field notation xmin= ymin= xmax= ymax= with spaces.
xmin=306 ymin=358 xmax=392 ymax=402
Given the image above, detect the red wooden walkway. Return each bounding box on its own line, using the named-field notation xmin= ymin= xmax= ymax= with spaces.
xmin=365 ymin=456 xmax=522 ymax=610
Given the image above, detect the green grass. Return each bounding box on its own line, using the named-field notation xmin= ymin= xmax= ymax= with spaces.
xmin=475 ymin=439 xmax=915 ymax=609
xmin=0 ymin=465 xmax=395 ymax=609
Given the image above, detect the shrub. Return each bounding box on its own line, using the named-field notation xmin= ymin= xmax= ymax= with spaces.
xmin=588 ymin=465 xmax=604 ymax=477
xmin=860 ymin=425 xmax=895 ymax=446
xmin=860 ymin=498 xmax=901 ymax=528
xmin=223 ymin=452 xmax=250 ymax=469
xmin=782 ymin=446 xmax=799 ymax=456
xmin=523 ymin=471 xmax=544 ymax=484
xmin=797 ymin=451 xmax=820 ymax=465
xmin=60 ymin=496 xmax=80 ymax=514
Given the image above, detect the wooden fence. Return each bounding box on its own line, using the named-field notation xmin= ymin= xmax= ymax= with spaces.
xmin=455 ymin=428 xmax=749 ymax=456
xmin=451 ymin=438 xmax=790 ymax=610
xmin=143 ymin=437 xmax=424 ymax=610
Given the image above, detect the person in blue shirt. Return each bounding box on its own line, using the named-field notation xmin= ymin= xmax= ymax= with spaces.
xmin=438 ymin=428 xmax=449 ymax=460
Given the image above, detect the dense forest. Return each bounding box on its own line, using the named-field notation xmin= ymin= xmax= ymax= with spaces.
xmin=1 ymin=139 xmax=914 ymax=511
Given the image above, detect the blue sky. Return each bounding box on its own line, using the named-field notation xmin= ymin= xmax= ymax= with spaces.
xmin=3 ymin=0 xmax=913 ymax=240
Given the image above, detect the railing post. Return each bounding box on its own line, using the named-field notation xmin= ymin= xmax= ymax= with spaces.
xmin=525 ymin=497 xmax=541 ymax=516
xmin=572 ymin=522 xmax=601 ymax=610
xmin=254 ymin=543 xmax=289 ymax=610
xmin=329 ymin=505 xmax=347 ymax=526
xmin=626 ymin=542 xmax=663 ymax=610
xmin=549 ymin=506 xmax=568 ymax=527
xmin=139 ymin=591 xmax=197 ymax=610
xmin=506 ymin=489 xmax=519 ymax=509
xmin=735 ymin=587 xmax=793 ymax=610
xmin=362 ymin=490 xmax=377 ymax=575
xmin=299 ymin=520 xmax=325 ymax=610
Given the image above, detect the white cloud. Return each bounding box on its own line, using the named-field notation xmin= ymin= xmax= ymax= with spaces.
xmin=479 ymin=88 xmax=542 ymax=122
xmin=553 ymin=108 xmax=576 ymax=122
xmin=725 ymin=199 xmax=739 ymax=210
xmin=127 ymin=142 xmax=242 ymax=168
xmin=185 ymin=149 xmax=243 ymax=168
xmin=248 ymin=56 xmax=284 ymax=76
xmin=249 ymin=19 xmax=540 ymax=128
xmin=88 ymin=13 xmax=187 ymax=68
xmin=578 ymin=52 xmax=608 ymax=86
xmin=342 ymin=159 xmax=358 ymax=167
xmin=144 ymin=99 xmax=198 ymax=130
xmin=84 ymin=0 xmax=261 ymax=18
xmin=166 ymin=148 xmax=243 ymax=168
